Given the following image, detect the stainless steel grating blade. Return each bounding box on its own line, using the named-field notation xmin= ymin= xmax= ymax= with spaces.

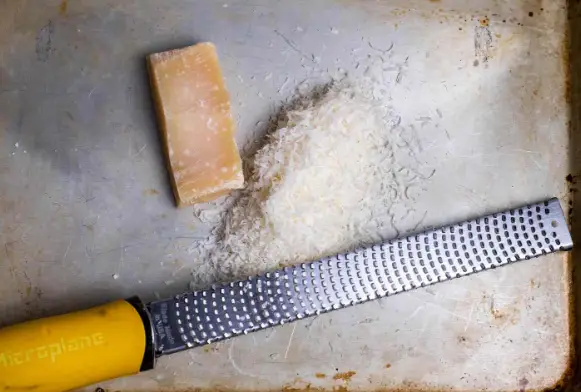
xmin=148 ymin=198 xmax=572 ymax=356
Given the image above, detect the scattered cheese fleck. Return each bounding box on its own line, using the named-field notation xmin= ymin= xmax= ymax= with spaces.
xmin=112 ymin=273 xmax=120 ymax=280
xmin=147 ymin=43 xmax=244 ymax=206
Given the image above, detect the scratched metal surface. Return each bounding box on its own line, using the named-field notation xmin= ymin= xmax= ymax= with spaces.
xmin=0 ymin=0 xmax=570 ymax=391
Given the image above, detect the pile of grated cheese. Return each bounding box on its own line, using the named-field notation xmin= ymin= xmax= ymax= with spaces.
xmin=190 ymin=75 xmax=431 ymax=284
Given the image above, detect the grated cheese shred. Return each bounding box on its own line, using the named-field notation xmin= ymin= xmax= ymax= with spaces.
xmin=190 ymin=74 xmax=432 ymax=284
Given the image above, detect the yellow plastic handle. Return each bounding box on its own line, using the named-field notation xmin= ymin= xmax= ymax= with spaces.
xmin=0 ymin=300 xmax=147 ymax=392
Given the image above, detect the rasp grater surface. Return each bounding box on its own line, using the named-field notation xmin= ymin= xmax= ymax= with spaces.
xmin=148 ymin=198 xmax=572 ymax=356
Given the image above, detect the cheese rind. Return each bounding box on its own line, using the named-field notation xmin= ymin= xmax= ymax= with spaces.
xmin=147 ymin=43 xmax=244 ymax=206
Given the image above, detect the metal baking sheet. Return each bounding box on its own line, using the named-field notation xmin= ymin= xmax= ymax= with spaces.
xmin=0 ymin=0 xmax=573 ymax=391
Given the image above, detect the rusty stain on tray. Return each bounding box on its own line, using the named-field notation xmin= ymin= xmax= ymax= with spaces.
xmin=59 ymin=0 xmax=68 ymax=16
xmin=332 ymin=371 xmax=356 ymax=382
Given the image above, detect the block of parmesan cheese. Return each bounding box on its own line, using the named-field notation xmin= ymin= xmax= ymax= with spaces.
xmin=147 ymin=43 xmax=244 ymax=206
